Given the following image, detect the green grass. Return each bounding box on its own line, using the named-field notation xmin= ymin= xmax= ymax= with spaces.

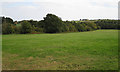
xmin=2 ymin=30 xmax=118 ymax=70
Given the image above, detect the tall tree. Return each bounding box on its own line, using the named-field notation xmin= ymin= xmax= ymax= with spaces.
xmin=43 ymin=14 xmax=63 ymax=33
xmin=21 ymin=21 xmax=32 ymax=34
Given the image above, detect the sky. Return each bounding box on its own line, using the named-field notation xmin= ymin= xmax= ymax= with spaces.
xmin=0 ymin=0 xmax=119 ymax=21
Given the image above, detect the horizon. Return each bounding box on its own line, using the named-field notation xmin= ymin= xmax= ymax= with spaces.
xmin=1 ymin=15 xmax=118 ymax=22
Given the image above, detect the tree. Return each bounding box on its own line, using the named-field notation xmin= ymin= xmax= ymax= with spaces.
xmin=2 ymin=23 xmax=14 ymax=34
xmin=84 ymin=22 xmax=97 ymax=30
xmin=21 ymin=21 xmax=32 ymax=34
xmin=43 ymin=14 xmax=63 ymax=33
xmin=2 ymin=17 xmax=14 ymax=24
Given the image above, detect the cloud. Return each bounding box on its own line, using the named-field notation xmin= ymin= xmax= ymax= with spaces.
xmin=90 ymin=1 xmax=118 ymax=8
xmin=1 ymin=0 xmax=118 ymax=21
xmin=0 ymin=3 xmax=2 ymax=15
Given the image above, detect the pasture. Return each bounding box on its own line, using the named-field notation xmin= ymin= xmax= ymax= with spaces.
xmin=2 ymin=30 xmax=118 ymax=70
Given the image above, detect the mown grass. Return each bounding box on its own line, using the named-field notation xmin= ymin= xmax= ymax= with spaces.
xmin=2 ymin=30 xmax=118 ymax=70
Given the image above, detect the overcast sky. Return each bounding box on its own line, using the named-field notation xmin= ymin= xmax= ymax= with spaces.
xmin=0 ymin=0 xmax=119 ymax=21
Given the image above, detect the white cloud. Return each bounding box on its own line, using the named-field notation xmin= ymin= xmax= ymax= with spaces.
xmin=0 ymin=3 xmax=2 ymax=16
xmin=0 ymin=0 xmax=26 ymax=2
xmin=1 ymin=0 xmax=118 ymax=21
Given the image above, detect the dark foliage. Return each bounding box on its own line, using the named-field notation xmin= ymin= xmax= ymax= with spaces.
xmin=20 ymin=21 xmax=32 ymax=34
xmin=43 ymin=14 xmax=63 ymax=33
xmin=95 ymin=19 xmax=118 ymax=29
xmin=1 ymin=14 xmax=119 ymax=34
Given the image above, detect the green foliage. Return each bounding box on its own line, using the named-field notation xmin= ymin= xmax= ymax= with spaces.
xmin=95 ymin=20 xmax=118 ymax=29
xmin=21 ymin=21 xmax=32 ymax=34
xmin=37 ymin=20 xmax=45 ymax=28
xmin=2 ymin=17 xmax=14 ymax=24
xmin=14 ymin=26 xmax=21 ymax=34
xmin=2 ymin=14 xmax=119 ymax=34
xmin=74 ymin=23 xmax=85 ymax=32
xmin=84 ymin=22 xmax=97 ymax=30
xmin=68 ymin=24 xmax=77 ymax=32
xmin=43 ymin=14 xmax=63 ymax=33
xmin=2 ymin=23 xmax=14 ymax=34
xmin=85 ymin=26 xmax=92 ymax=31
xmin=28 ymin=20 xmax=38 ymax=27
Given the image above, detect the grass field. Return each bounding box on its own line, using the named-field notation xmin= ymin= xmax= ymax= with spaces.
xmin=2 ymin=30 xmax=118 ymax=70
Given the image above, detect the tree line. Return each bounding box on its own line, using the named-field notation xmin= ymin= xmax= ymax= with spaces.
xmin=2 ymin=14 xmax=119 ymax=34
